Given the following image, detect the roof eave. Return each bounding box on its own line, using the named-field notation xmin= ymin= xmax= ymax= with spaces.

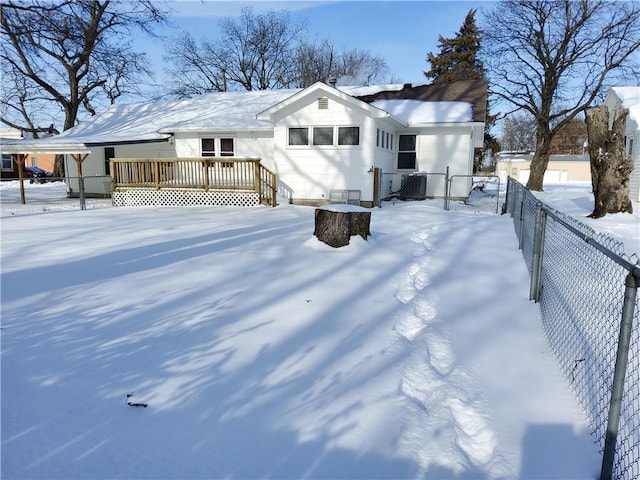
xmin=0 ymin=142 xmax=92 ymax=155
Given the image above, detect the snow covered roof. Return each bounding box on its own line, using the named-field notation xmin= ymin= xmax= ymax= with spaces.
xmin=355 ymin=79 xmax=488 ymax=123
xmin=338 ymin=83 xmax=407 ymax=97
xmin=371 ymin=99 xmax=473 ymax=123
xmin=1 ymin=81 xmax=487 ymax=154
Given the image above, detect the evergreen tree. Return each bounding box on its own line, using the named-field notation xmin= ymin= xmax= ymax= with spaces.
xmin=425 ymin=9 xmax=498 ymax=171
xmin=424 ymin=9 xmax=484 ymax=82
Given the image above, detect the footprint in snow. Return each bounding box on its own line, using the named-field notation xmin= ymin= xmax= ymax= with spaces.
xmin=425 ymin=334 xmax=455 ymax=376
xmin=448 ymin=397 xmax=498 ymax=467
xmin=413 ymin=295 xmax=437 ymax=322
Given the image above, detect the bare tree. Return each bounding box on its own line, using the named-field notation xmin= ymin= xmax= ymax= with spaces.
xmin=294 ymin=40 xmax=339 ymax=88
xmin=163 ymin=33 xmax=229 ymax=98
xmin=294 ymin=39 xmax=390 ymax=88
xmin=163 ymin=7 xmax=306 ymax=96
xmin=501 ymin=114 xmax=536 ymax=152
xmin=482 ymin=0 xmax=640 ymax=191
xmin=1 ymin=1 xmax=167 ymax=133
xmin=163 ymin=9 xmax=392 ymax=96
xmin=1 ymin=0 xmax=167 ymax=175
xmin=336 ymin=47 xmax=389 ymax=86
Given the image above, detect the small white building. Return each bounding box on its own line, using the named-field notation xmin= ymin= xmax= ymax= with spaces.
xmin=1 ymin=80 xmax=487 ymax=207
xmin=604 ymin=86 xmax=640 ymax=203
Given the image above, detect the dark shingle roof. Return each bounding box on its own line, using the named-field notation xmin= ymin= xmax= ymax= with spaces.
xmin=355 ymin=79 xmax=488 ymax=123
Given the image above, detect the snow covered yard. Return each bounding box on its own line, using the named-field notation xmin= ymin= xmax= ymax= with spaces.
xmin=2 ymin=184 xmax=633 ymax=479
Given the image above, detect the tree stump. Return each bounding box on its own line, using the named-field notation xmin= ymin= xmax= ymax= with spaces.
xmin=314 ymin=206 xmax=371 ymax=248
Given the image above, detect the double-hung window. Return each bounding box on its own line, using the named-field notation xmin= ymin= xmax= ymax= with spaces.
xmin=201 ymin=138 xmax=235 ymax=157
xmin=220 ymin=138 xmax=234 ymax=156
xmin=202 ymin=138 xmax=216 ymax=156
xmin=2 ymin=154 xmax=12 ymax=171
xmin=398 ymin=134 xmax=417 ymax=169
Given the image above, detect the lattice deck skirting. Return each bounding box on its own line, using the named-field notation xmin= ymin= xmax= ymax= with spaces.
xmin=112 ymin=188 xmax=260 ymax=207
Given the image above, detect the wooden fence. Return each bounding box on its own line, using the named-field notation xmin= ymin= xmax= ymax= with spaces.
xmin=110 ymin=157 xmax=277 ymax=207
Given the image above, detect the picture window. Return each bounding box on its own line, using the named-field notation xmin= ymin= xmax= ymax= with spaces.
xmin=289 ymin=127 xmax=309 ymax=146
xmin=338 ymin=126 xmax=359 ymax=146
xmin=313 ymin=127 xmax=334 ymax=146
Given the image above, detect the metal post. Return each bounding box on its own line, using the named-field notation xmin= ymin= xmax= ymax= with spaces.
xmin=444 ymin=166 xmax=450 ymax=210
xmin=529 ymin=202 xmax=546 ymax=301
xmin=518 ymin=195 xmax=526 ymax=250
xmin=600 ymin=270 xmax=639 ymax=480
xmin=79 ymin=176 xmax=86 ymax=211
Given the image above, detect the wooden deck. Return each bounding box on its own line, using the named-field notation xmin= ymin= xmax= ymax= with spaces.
xmin=110 ymin=158 xmax=277 ymax=207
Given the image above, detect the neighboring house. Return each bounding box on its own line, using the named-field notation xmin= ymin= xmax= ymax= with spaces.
xmin=1 ymin=127 xmax=57 ymax=179
xmin=604 ymin=86 xmax=640 ymax=203
xmin=496 ymin=152 xmax=591 ymax=185
xmin=1 ymin=127 xmax=23 ymax=179
xmin=1 ymin=80 xmax=487 ymax=206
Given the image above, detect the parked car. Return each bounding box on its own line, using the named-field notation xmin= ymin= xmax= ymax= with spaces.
xmin=24 ymin=166 xmax=53 ymax=183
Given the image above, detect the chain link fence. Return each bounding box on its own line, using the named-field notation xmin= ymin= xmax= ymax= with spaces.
xmin=381 ymin=171 xmax=502 ymax=214
xmin=1 ymin=176 xmax=112 ymax=217
xmin=506 ymin=177 xmax=640 ymax=480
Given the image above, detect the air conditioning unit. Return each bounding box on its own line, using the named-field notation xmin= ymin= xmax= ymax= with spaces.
xmin=399 ymin=174 xmax=427 ymax=200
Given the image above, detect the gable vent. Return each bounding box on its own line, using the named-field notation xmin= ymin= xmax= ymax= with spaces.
xmin=318 ymin=97 xmax=329 ymax=109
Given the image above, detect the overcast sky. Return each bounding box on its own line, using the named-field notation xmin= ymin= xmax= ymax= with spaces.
xmin=141 ymin=1 xmax=495 ymax=88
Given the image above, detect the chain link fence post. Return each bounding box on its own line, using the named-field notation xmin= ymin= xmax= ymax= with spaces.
xmin=600 ymin=270 xmax=640 ymax=480
xmin=518 ymin=194 xmax=526 ymax=250
xmin=444 ymin=166 xmax=450 ymax=211
xmin=529 ymin=202 xmax=547 ymax=302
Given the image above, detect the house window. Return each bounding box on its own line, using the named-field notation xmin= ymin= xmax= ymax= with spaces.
xmin=376 ymin=128 xmax=380 ymax=147
xmin=390 ymin=134 xmax=394 ymax=150
xmin=397 ymin=134 xmax=416 ymax=169
xmin=629 ymin=138 xmax=634 ymax=156
xmin=220 ymin=138 xmax=234 ymax=156
xmin=313 ymin=127 xmax=333 ymax=146
xmin=30 ymin=156 xmax=38 ymax=167
xmin=104 ymin=147 xmax=115 ymax=175
xmin=2 ymin=154 xmax=12 ymax=170
xmin=288 ymin=127 xmax=309 ymax=146
xmin=338 ymin=126 xmax=359 ymax=146
xmin=202 ymin=138 xmax=216 ymax=156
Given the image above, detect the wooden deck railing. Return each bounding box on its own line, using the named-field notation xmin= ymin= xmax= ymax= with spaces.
xmin=110 ymin=157 xmax=277 ymax=207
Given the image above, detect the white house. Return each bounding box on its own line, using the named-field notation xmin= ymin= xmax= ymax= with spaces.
xmin=1 ymin=80 xmax=487 ymax=207
xmin=604 ymin=86 xmax=640 ymax=203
